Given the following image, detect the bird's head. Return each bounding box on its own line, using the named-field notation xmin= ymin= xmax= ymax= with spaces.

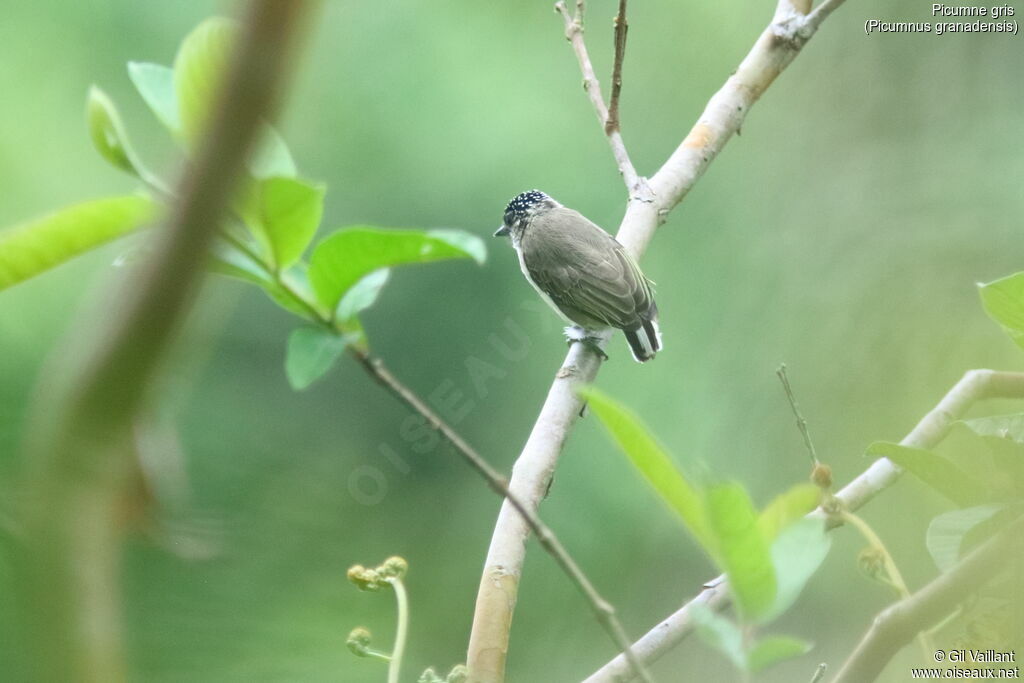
xmin=494 ymin=190 xmax=559 ymax=239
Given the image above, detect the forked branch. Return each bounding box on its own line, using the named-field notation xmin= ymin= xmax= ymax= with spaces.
xmin=585 ymin=369 xmax=1024 ymax=682
xmin=468 ymin=0 xmax=856 ymax=680
xmin=555 ymin=0 xmax=640 ymax=192
xmin=832 ymin=513 xmax=1024 ymax=683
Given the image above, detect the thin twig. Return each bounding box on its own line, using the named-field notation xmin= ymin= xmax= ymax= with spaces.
xmin=554 ymin=0 xmax=641 ymax=192
xmin=13 ymin=3 xmax=312 ymax=681
xmin=831 ymin=513 xmax=1024 ymax=683
xmin=777 ymin=364 xmax=819 ymax=464
xmin=349 ymin=350 xmax=653 ymax=683
xmin=809 ymin=663 xmax=827 ymax=683
xmin=468 ymin=0 xmax=863 ymax=679
xmin=606 ymin=0 xmax=628 ymax=136
xmin=203 ymin=166 xmax=650 ymax=681
xmin=583 ymin=370 xmax=1024 ymax=682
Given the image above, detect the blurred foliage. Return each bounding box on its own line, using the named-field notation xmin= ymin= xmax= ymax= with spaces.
xmin=583 ymin=387 xmax=829 ymax=672
xmin=0 ymin=1 xmax=1022 ymax=681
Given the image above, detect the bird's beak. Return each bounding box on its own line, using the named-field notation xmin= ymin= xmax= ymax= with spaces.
xmin=493 ymin=224 xmax=509 ymax=237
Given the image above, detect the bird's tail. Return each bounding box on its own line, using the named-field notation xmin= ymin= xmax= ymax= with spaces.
xmin=624 ymin=318 xmax=662 ymax=362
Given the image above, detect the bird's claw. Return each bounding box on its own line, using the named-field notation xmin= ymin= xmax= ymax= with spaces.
xmin=563 ymin=327 xmax=608 ymax=361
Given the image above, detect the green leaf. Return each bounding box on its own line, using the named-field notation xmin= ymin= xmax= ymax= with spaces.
xmin=86 ymin=86 xmax=138 ymax=175
xmin=952 ymin=415 xmax=1024 ymax=497
xmin=173 ymin=17 xmax=238 ymax=144
xmin=426 ymin=228 xmax=487 ymax=265
xmin=689 ymin=604 xmax=747 ymax=670
xmin=285 ymin=326 xmax=349 ymax=390
xmin=127 ymin=61 xmax=180 ymax=133
xmin=209 ymin=241 xmax=273 ymax=286
xmin=250 ymin=125 xmax=297 ymax=179
xmin=308 ymin=227 xmax=486 ymax=313
xmin=130 ymin=58 xmax=291 ymax=180
xmin=958 ymin=413 xmax=1024 ymax=444
xmin=926 ymin=504 xmax=1007 ymax=572
xmin=245 ymin=177 xmax=324 ymax=269
xmin=0 ymin=196 xmax=158 ymax=291
xmin=337 ymin=269 xmax=390 ymax=321
xmin=580 ymin=387 xmax=714 ymax=551
xmin=706 ymin=482 xmax=777 ymax=620
xmin=867 ymin=441 xmax=992 ymax=507
xmin=757 ymin=483 xmax=821 ymax=541
xmin=763 ymin=518 xmax=831 ymax=622
xmin=979 ymin=273 xmax=1024 ymax=350
xmin=747 ymin=636 xmax=812 ymax=673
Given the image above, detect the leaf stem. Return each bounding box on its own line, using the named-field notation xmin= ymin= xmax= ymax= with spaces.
xmin=840 ymin=510 xmax=934 ymax=659
xmin=386 ymin=578 xmax=409 ymax=683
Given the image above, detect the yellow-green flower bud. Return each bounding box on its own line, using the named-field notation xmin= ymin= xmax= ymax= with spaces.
xmin=380 ymin=555 xmax=409 ymax=580
xmin=346 ymin=627 xmax=373 ymax=657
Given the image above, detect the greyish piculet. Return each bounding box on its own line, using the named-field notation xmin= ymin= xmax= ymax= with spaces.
xmin=494 ymin=190 xmax=662 ymax=362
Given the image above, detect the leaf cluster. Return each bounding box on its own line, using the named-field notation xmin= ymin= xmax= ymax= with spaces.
xmin=0 ymin=17 xmax=487 ymax=390
xmin=581 ymin=387 xmax=831 ymax=674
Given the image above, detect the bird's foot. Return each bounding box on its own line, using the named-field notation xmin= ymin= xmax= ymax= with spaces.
xmin=563 ymin=326 xmax=609 ymax=361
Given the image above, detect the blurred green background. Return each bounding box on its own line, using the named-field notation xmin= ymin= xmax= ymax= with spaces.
xmin=1 ymin=1 xmax=1021 ymax=681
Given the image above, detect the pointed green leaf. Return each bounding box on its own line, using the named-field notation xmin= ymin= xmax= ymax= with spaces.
xmin=427 ymin=228 xmax=487 ymax=265
xmin=308 ymin=227 xmax=486 ymax=312
xmin=763 ymin=518 xmax=831 ymax=622
xmin=757 ymin=483 xmax=821 ymax=541
xmin=86 ymin=86 xmax=138 ymax=175
xmin=285 ymin=326 xmax=349 ymax=390
xmin=867 ymin=441 xmax=992 ymax=507
xmin=244 ymin=177 xmax=325 ymax=269
xmin=747 ymin=636 xmax=812 ymax=673
xmin=979 ymin=273 xmax=1024 ymax=350
xmin=337 ymin=269 xmax=391 ymax=321
xmin=0 ymin=196 xmax=158 ymax=291
xmin=706 ymin=482 xmax=777 ymax=620
xmin=689 ymin=604 xmax=747 ymax=670
xmin=926 ymin=504 xmax=1007 ymax=572
xmin=580 ymin=387 xmax=714 ymax=551
xmin=173 ymin=17 xmax=238 ymax=144
xmin=250 ymin=125 xmax=297 ymax=179
xmin=127 ymin=61 xmax=180 ymax=133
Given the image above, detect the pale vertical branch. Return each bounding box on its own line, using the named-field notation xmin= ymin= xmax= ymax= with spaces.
xmin=13 ymin=3 xmax=313 ymax=681
xmin=584 ymin=369 xmax=1024 ymax=682
xmin=467 ymin=1 xmax=853 ymax=680
xmin=831 ymin=513 xmax=1024 ymax=683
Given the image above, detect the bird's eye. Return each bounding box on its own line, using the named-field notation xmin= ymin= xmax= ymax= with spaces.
xmin=503 ymin=210 xmax=515 ymax=226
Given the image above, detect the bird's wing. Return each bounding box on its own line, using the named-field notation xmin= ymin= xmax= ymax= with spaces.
xmin=521 ymin=207 xmax=655 ymax=329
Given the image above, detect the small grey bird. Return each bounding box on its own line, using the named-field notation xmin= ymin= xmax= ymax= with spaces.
xmin=494 ymin=190 xmax=662 ymax=362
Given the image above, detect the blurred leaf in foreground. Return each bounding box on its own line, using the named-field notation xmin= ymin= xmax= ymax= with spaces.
xmin=979 ymin=272 xmax=1024 ymax=350
xmin=0 ymin=196 xmax=158 ymax=292
xmin=581 ymin=386 xmax=714 ymax=551
xmin=866 ymin=441 xmax=992 ymax=507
